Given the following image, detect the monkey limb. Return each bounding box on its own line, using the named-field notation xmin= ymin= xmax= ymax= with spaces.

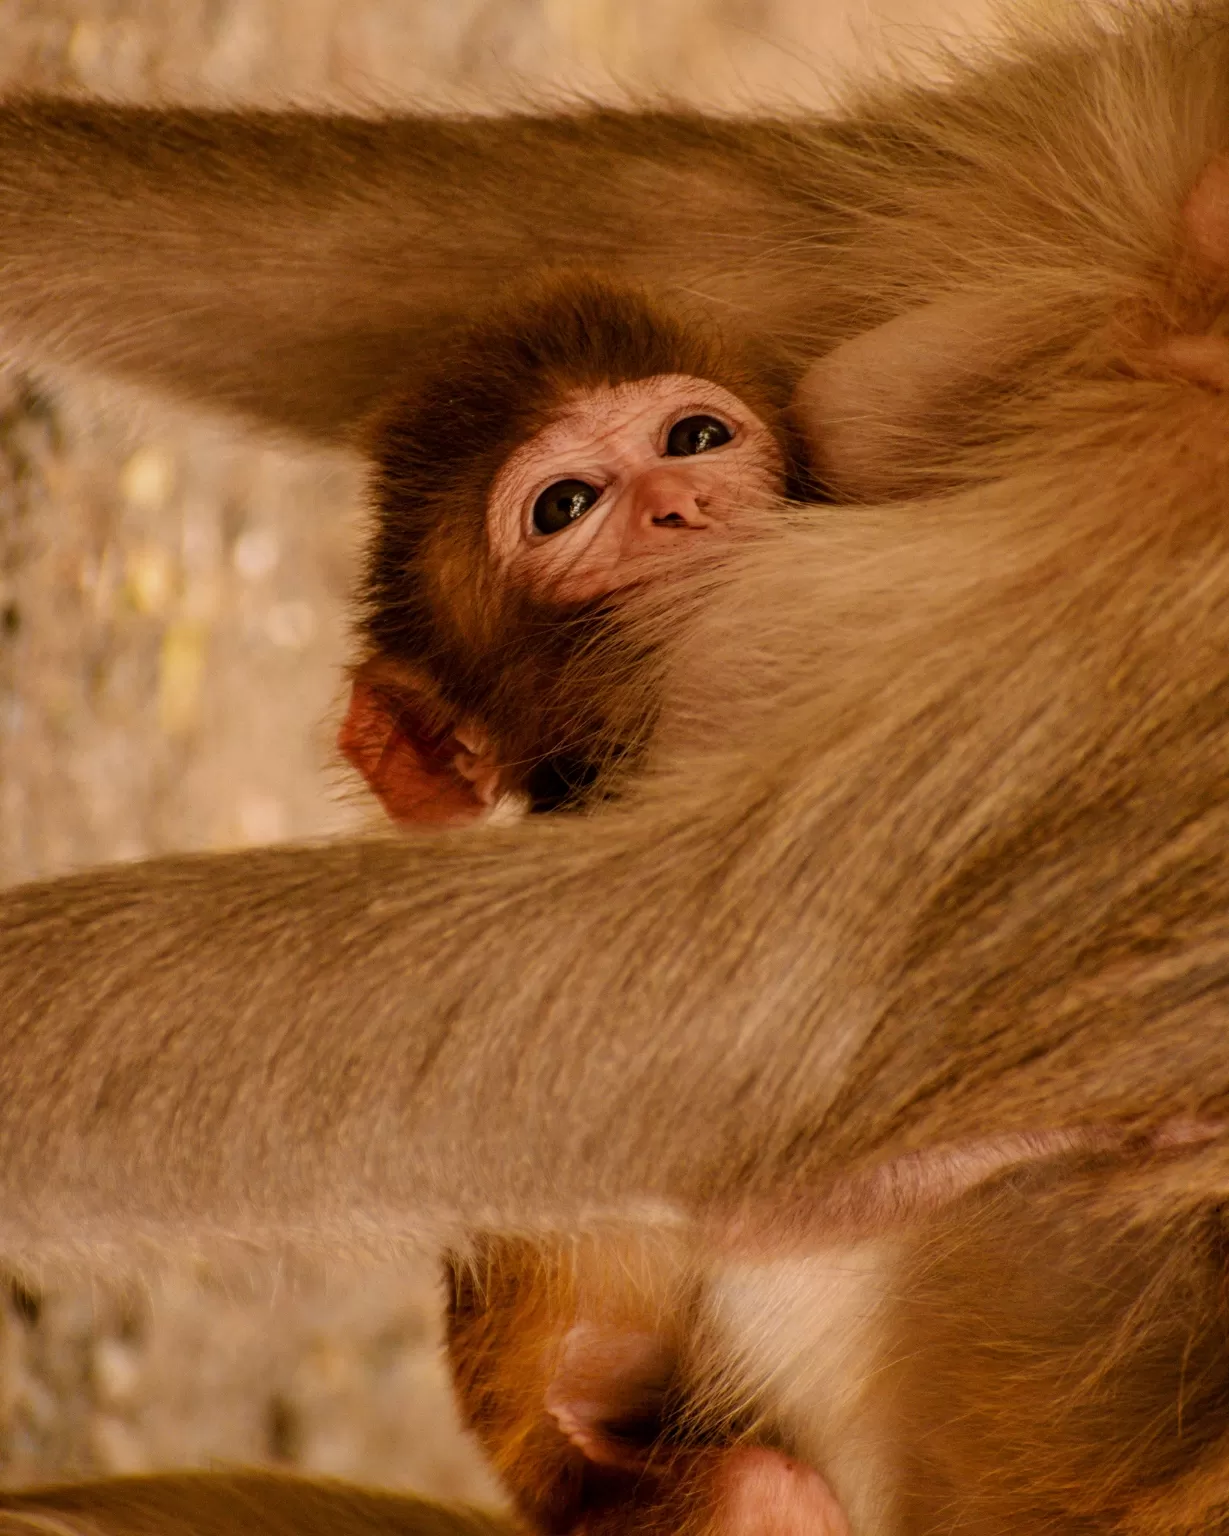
xmin=0 ymin=104 xmax=814 ymax=444
xmin=3 ymin=368 xmax=1229 ymax=1249
xmin=0 ymin=3 xmax=1226 ymax=471
xmin=0 ymin=1472 xmax=515 ymax=1536
xmin=876 ymin=1144 xmax=1229 ymax=1535
xmin=0 ymin=1460 xmax=842 ymax=1536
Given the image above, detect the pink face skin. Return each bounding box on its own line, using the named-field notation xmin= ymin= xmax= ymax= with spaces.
xmin=718 ymin=1447 xmax=851 ymax=1536
xmin=486 ymin=374 xmax=786 ymax=600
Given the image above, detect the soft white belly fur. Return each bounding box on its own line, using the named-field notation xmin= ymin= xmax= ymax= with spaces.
xmin=706 ymin=1242 xmax=900 ymax=1536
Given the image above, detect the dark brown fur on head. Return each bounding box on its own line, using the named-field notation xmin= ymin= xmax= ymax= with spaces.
xmin=361 ymin=272 xmax=799 ymax=807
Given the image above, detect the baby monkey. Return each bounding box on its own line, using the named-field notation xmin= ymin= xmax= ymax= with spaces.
xmin=445 ymin=1141 xmax=1229 ymax=1536
xmin=341 ymin=273 xmax=809 ymax=825
xmin=445 ymin=1232 xmax=847 ymax=1536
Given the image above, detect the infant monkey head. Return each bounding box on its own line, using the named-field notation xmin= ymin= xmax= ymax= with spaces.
xmin=342 ymin=273 xmax=802 ymax=827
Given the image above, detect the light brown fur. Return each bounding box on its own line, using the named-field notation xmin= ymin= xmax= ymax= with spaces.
xmin=0 ymin=1472 xmax=515 ymax=1536
xmin=3 ymin=4 xmax=1229 ymax=1531
xmin=0 ymin=0 xmax=1224 ymax=1233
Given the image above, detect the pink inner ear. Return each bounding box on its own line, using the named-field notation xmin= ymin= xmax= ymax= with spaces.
xmin=717 ymin=1448 xmax=850 ymax=1536
xmin=544 ymin=1322 xmax=673 ymax=1470
xmin=339 ymin=676 xmax=488 ymax=827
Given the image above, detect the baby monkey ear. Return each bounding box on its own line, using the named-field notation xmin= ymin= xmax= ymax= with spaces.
xmin=544 ymin=1320 xmax=678 ymax=1471
xmin=339 ymin=656 xmax=502 ymax=827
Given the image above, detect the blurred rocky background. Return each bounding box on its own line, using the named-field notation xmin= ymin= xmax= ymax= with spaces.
xmin=0 ymin=0 xmax=1009 ymax=1503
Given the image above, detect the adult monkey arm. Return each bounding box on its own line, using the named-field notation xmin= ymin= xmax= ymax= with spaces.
xmin=0 ymin=1 xmax=1225 ymax=458
xmin=0 ymin=103 xmax=820 ymax=443
xmin=2 ymin=386 xmax=1228 ymax=1250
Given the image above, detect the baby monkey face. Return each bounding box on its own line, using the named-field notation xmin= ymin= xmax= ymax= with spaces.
xmin=487 ymin=374 xmax=785 ymax=599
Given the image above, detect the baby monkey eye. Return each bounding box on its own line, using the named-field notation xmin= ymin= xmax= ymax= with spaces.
xmin=665 ymin=414 xmax=732 ymax=456
xmin=532 ymin=478 xmax=601 ymax=536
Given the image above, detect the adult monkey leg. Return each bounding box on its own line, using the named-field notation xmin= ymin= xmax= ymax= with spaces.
xmin=1 ymin=1 xmax=1228 ymax=449
xmin=0 ymin=104 xmax=823 ymax=444
xmin=2 ymin=373 xmax=1229 ymax=1249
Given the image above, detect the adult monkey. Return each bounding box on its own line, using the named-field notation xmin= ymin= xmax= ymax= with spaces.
xmin=0 ymin=0 xmax=1226 ymax=1220
xmin=1 ymin=0 xmax=1229 ymax=1504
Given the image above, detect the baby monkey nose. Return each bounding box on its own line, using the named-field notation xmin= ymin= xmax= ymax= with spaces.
xmin=633 ymin=466 xmax=712 ymax=530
